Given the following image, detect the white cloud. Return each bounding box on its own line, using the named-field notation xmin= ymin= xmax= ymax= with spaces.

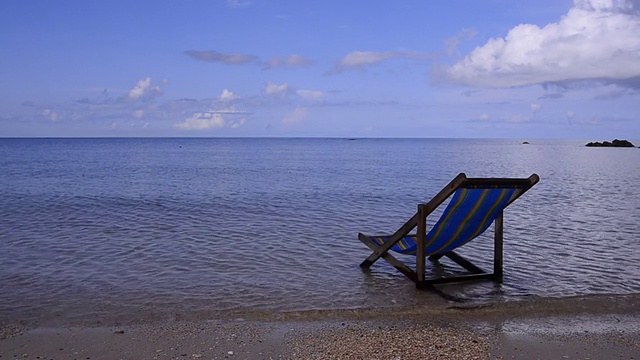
xmin=337 ymin=51 xmax=431 ymax=72
xmin=264 ymin=81 xmax=290 ymax=96
xmin=127 ymin=77 xmax=163 ymax=101
xmin=219 ymin=89 xmax=239 ymax=102
xmin=41 ymin=108 xmax=60 ymax=122
xmin=174 ymin=108 xmax=247 ymax=131
xmin=128 ymin=78 xmax=151 ymax=100
xmin=441 ymin=0 xmax=640 ymax=88
xmin=531 ymin=103 xmax=541 ymax=113
xmin=282 ymin=107 xmax=308 ymax=125
xmin=174 ymin=112 xmax=225 ymax=130
xmin=296 ymin=89 xmax=324 ymax=101
xmin=479 ymin=113 xmax=490 ymax=121
xmin=567 ymin=111 xmax=576 ymax=119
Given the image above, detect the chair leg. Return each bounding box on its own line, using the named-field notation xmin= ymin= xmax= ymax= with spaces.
xmin=416 ymin=205 xmax=427 ymax=284
xmin=360 ymin=214 xmax=418 ymax=267
xmin=358 ymin=233 xmax=418 ymax=282
xmin=493 ymin=211 xmax=504 ymax=281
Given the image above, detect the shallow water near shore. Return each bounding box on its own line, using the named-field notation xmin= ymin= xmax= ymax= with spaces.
xmin=1 ymin=138 xmax=639 ymax=325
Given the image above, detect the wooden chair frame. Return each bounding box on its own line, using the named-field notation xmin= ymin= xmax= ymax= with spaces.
xmin=359 ymin=173 xmax=539 ymax=289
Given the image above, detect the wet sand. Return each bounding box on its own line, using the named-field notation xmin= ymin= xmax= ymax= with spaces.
xmin=1 ymin=294 xmax=639 ymax=359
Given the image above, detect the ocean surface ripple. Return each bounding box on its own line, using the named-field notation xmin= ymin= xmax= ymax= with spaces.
xmin=1 ymin=138 xmax=639 ymax=324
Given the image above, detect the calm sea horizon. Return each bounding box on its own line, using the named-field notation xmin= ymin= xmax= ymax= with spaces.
xmin=1 ymin=137 xmax=639 ymax=325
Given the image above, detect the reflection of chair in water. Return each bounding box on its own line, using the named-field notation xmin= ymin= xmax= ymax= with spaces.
xmin=358 ymin=173 xmax=539 ymax=288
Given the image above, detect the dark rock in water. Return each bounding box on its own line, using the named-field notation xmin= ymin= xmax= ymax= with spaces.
xmin=522 ymin=141 xmax=529 ymax=145
xmin=585 ymin=139 xmax=635 ymax=147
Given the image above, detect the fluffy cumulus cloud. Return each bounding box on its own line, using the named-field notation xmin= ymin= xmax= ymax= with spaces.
xmin=441 ymin=0 xmax=640 ymax=88
xmin=264 ymin=54 xmax=312 ymax=69
xmin=219 ymin=89 xmax=239 ymax=102
xmin=184 ymin=50 xmax=257 ymax=65
xmin=174 ymin=112 xmax=225 ymax=130
xmin=337 ymin=51 xmax=432 ymax=72
xmin=264 ymin=81 xmax=290 ymax=96
xmin=127 ymin=77 xmax=163 ymax=101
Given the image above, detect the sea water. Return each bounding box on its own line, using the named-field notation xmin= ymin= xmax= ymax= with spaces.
xmin=1 ymin=138 xmax=639 ymax=324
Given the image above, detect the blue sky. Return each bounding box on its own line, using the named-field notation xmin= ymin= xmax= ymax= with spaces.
xmin=1 ymin=0 xmax=639 ymax=138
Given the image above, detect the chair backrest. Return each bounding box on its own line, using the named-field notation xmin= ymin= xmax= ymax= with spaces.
xmin=424 ymin=186 xmax=518 ymax=255
xmin=371 ymin=174 xmax=538 ymax=256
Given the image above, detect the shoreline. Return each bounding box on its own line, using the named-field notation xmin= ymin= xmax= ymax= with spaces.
xmin=2 ymin=293 xmax=639 ymax=359
xmin=4 ymin=292 xmax=640 ymax=328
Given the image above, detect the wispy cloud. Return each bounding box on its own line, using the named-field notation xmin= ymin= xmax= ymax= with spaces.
xmin=336 ymin=51 xmax=433 ymax=72
xmin=282 ymin=106 xmax=308 ymax=125
xmin=263 ymin=54 xmax=313 ymax=69
xmin=185 ymin=50 xmax=313 ymax=70
xmin=296 ymin=89 xmax=324 ymax=101
xmin=444 ymin=28 xmax=478 ymax=56
xmin=41 ymin=108 xmax=60 ymax=122
xmin=226 ymin=0 xmax=251 ymax=9
xmin=184 ymin=50 xmax=257 ymax=65
xmin=439 ymin=0 xmax=640 ymax=88
xmin=132 ymin=110 xmax=145 ymax=119
xmin=264 ymin=81 xmax=291 ymax=96
xmin=531 ymin=103 xmax=541 ymax=113
xmin=538 ymin=93 xmax=564 ymax=100
xmin=593 ymin=86 xmax=638 ymax=100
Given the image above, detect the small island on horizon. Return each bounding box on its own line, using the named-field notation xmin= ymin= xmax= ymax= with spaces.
xmin=585 ymin=139 xmax=637 ymax=147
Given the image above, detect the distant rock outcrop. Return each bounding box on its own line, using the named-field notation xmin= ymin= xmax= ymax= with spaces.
xmin=522 ymin=141 xmax=530 ymax=145
xmin=585 ymin=139 xmax=636 ymax=147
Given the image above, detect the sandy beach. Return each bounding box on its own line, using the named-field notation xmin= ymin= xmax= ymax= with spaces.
xmin=1 ymin=294 xmax=638 ymax=359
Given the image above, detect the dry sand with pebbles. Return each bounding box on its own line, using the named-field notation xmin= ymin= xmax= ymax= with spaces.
xmin=1 ymin=294 xmax=639 ymax=359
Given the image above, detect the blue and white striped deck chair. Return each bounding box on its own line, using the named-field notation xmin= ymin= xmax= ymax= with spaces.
xmin=359 ymin=173 xmax=539 ymax=288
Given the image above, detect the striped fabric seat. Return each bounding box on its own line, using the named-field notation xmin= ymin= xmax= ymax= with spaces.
xmin=370 ymin=187 xmax=517 ymax=256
